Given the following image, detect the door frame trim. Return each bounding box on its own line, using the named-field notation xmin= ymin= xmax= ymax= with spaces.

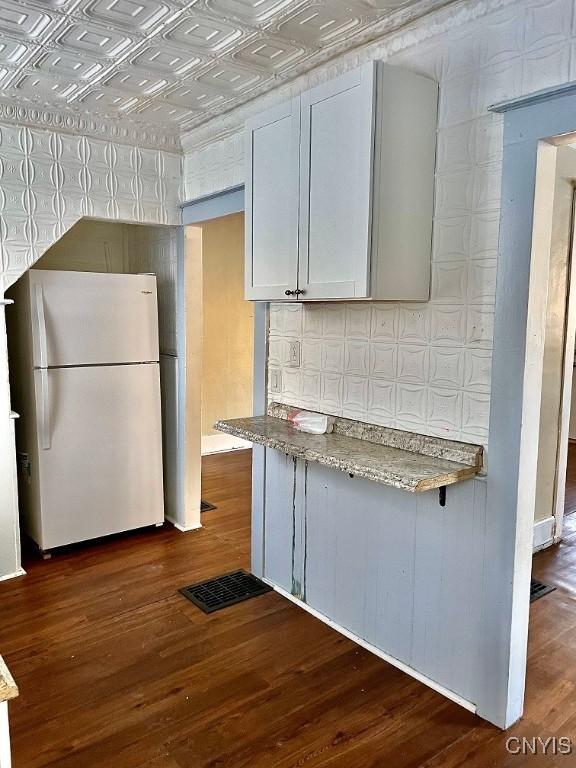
xmin=482 ymin=87 xmax=576 ymax=727
xmin=179 ymin=186 xmax=267 ymax=562
xmin=551 ymin=188 xmax=576 ymax=543
xmin=181 ymin=185 xmax=244 ymax=224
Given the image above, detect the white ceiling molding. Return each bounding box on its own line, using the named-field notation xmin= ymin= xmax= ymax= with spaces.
xmin=0 ymin=98 xmax=182 ymax=153
xmin=0 ymin=0 xmax=468 ymax=152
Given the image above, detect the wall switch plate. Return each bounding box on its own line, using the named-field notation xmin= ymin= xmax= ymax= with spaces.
xmin=269 ymin=368 xmax=282 ymax=393
xmin=288 ymin=341 xmax=301 ymax=367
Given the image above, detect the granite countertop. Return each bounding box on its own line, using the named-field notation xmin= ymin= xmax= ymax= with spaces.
xmin=0 ymin=656 xmax=18 ymax=704
xmin=215 ymin=406 xmax=483 ymax=493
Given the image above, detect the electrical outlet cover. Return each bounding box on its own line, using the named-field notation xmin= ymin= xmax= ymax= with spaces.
xmin=288 ymin=340 xmax=301 ymax=367
xmin=270 ymin=368 xmax=282 ymax=393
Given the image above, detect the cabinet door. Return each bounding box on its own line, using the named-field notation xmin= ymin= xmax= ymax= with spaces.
xmin=245 ymin=99 xmax=300 ymax=301
xmin=298 ymin=63 xmax=375 ymax=300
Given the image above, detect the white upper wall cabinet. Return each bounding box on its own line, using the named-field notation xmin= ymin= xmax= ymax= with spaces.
xmin=245 ymin=99 xmax=301 ymax=301
xmin=245 ymin=62 xmax=438 ymax=302
xmin=299 ymin=66 xmax=374 ymax=300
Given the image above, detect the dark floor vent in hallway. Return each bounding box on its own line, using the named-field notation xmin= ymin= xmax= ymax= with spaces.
xmin=200 ymin=500 xmax=217 ymax=512
xmin=179 ymin=569 xmax=272 ymax=613
xmin=530 ymin=578 xmax=556 ymax=603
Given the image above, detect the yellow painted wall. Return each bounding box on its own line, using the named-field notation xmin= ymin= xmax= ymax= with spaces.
xmin=201 ymin=213 xmax=253 ymax=436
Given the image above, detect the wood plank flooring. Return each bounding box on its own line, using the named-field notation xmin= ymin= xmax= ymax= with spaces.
xmin=1 ymin=449 xmax=576 ymax=766
xmin=565 ymin=442 xmax=576 ymax=515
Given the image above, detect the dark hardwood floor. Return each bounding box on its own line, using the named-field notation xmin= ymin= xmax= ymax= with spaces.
xmin=565 ymin=441 xmax=576 ymax=515
xmin=1 ymin=449 xmax=576 ymax=767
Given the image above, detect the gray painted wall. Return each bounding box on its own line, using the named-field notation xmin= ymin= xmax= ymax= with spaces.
xmin=262 ymin=449 xmax=486 ymax=710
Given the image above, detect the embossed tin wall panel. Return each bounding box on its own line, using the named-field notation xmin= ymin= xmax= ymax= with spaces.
xmin=0 ymin=123 xmax=181 ymax=291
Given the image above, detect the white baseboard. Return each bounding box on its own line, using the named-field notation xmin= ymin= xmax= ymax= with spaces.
xmin=201 ymin=433 xmax=251 ymax=456
xmin=266 ymin=580 xmax=477 ymax=716
xmin=533 ymin=516 xmax=555 ymax=552
xmin=165 ymin=516 xmax=202 ymax=533
xmin=0 ymin=567 xmax=26 ymax=582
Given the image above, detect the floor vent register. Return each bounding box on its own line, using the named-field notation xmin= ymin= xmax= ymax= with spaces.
xmin=530 ymin=578 xmax=556 ymax=603
xmin=179 ymin=570 xmax=272 ymax=614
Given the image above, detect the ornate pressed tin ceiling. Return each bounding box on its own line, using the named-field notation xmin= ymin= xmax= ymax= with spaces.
xmin=0 ymin=0 xmax=453 ymax=150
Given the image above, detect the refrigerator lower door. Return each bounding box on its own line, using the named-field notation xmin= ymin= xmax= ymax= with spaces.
xmin=32 ymin=363 xmax=164 ymax=550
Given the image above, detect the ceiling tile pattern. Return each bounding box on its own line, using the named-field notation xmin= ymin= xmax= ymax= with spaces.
xmin=0 ymin=0 xmax=448 ymax=147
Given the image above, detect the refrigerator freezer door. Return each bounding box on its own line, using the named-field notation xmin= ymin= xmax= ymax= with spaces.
xmin=32 ymin=363 xmax=164 ymax=549
xmin=29 ymin=270 xmax=160 ymax=367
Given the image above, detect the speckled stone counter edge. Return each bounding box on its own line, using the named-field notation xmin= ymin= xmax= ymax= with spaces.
xmin=215 ymin=415 xmax=481 ymax=492
xmin=0 ymin=656 xmax=18 ymax=703
xmin=267 ymin=402 xmax=483 ymax=469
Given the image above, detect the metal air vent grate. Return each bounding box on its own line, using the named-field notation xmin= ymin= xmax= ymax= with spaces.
xmin=179 ymin=570 xmax=272 ymax=613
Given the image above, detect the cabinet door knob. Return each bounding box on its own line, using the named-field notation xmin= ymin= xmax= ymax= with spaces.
xmin=294 ymin=289 xmax=305 ymax=296
xmin=285 ymin=289 xmax=295 ymax=296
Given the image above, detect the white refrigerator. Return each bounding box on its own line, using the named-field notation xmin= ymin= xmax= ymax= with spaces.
xmin=8 ymin=269 xmax=164 ymax=552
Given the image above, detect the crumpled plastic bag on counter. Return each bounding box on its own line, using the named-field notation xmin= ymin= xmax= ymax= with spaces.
xmin=287 ymin=409 xmax=335 ymax=435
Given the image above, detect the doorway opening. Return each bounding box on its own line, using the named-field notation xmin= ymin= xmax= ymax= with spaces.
xmin=198 ymin=213 xmax=253 ymax=457
xmin=532 ymin=145 xmax=576 ymax=553
xmin=183 ymin=210 xmax=254 ymax=533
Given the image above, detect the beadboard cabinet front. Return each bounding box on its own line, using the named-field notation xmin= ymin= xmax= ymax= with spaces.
xmin=244 ymin=62 xmax=438 ymax=302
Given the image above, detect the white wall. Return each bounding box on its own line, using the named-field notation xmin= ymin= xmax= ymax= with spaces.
xmin=182 ymin=0 xmax=576 ymax=453
xmin=0 ymin=123 xmax=181 ymax=579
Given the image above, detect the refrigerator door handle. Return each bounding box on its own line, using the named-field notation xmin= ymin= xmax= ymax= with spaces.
xmin=35 ymin=284 xmax=48 ymax=369
xmin=38 ymin=368 xmax=51 ymax=450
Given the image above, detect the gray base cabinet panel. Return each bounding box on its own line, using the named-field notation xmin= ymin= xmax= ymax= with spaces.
xmin=410 ymin=476 xmax=487 ymax=701
xmin=305 ymin=463 xmax=417 ymax=663
xmin=262 ymin=452 xmax=488 ymax=706
xmin=263 ymin=449 xmax=298 ymax=594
